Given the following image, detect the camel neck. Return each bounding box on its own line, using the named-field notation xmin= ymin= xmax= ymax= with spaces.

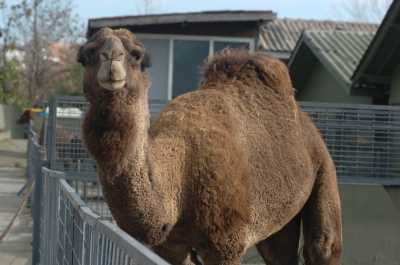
xmin=86 ymin=93 xmax=150 ymax=173
xmin=83 ymin=93 xmax=172 ymax=245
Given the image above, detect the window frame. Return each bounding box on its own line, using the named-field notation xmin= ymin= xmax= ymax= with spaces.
xmin=136 ymin=33 xmax=256 ymax=100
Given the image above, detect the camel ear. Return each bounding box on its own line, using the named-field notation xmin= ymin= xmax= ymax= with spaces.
xmin=77 ymin=45 xmax=86 ymax=65
xmin=141 ymin=51 xmax=151 ymax=71
xmin=77 ymin=43 xmax=97 ymax=66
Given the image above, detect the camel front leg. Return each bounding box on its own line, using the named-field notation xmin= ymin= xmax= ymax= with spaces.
xmin=154 ymin=241 xmax=196 ymax=265
xmin=256 ymin=214 xmax=301 ymax=265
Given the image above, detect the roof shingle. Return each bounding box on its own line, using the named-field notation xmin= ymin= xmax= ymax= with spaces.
xmin=259 ymin=18 xmax=378 ymax=54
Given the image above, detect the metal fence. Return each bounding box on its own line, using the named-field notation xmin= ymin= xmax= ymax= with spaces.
xmin=45 ymin=96 xmax=166 ymax=178
xmin=301 ymin=102 xmax=400 ymax=185
xmin=47 ymin=96 xmax=400 ymax=185
xmin=27 ymin=117 xmax=169 ymax=265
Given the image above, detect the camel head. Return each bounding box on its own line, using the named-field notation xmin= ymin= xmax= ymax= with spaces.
xmin=77 ymin=27 xmax=151 ymax=102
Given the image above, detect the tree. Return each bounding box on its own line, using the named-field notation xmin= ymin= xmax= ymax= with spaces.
xmin=0 ymin=0 xmax=84 ymax=102
xmin=332 ymin=0 xmax=392 ymax=22
xmin=0 ymin=1 xmax=27 ymax=95
xmin=13 ymin=0 xmax=84 ymax=100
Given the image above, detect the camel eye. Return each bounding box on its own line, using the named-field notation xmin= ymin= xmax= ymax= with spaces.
xmin=130 ymin=49 xmax=143 ymax=62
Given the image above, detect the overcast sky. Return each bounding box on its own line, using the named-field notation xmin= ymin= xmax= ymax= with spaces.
xmin=73 ymin=0 xmax=345 ymax=21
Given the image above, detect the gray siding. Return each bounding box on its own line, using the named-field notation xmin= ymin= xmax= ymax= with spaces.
xmin=296 ymin=64 xmax=372 ymax=104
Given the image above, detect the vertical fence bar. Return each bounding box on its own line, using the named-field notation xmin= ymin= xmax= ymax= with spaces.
xmin=31 ymin=142 xmax=44 ymax=265
xmin=48 ymin=96 xmax=58 ymax=170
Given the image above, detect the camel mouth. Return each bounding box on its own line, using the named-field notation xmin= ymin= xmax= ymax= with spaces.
xmin=98 ymin=79 xmax=126 ymax=91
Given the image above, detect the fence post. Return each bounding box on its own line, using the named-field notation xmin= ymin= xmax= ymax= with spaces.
xmin=47 ymin=96 xmax=57 ymax=169
xmin=31 ymin=142 xmax=44 ymax=265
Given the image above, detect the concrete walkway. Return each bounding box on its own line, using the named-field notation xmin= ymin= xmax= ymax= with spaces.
xmin=0 ymin=139 xmax=31 ymax=265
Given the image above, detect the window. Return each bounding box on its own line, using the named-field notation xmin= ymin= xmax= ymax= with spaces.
xmin=172 ymin=40 xmax=210 ymax=98
xmin=137 ymin=34 xmax=255 ymax=101
xmin=140 ymin=39 xmax=170 ymax=101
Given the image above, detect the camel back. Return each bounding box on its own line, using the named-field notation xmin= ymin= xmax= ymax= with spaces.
xmin=200 ymin=49 xmax=295 ymax=99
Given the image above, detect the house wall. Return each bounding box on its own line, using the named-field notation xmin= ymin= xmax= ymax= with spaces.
xmin=339 ymin=184 xmax=400 ymax=265
xmin=297 ymin=64 xmax=372 ymax=104
xmin=389 ymin=64 xmax=400 ymax=104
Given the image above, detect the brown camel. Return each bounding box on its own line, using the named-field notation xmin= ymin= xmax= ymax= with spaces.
xmin=78 ymin=27 xmax=342 ymax=265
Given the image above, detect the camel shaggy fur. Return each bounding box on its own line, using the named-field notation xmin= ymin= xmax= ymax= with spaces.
xmin=78 ymin=27 xmax=342 ymax=265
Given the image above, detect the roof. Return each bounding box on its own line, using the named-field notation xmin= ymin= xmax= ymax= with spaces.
xmin=289 ymin=30 xmax=375 ymax=91
xmin=352 ymin=0 xmax=400 ymax=90
xmin=89 ymin=10 xmax=276 ymax=30
xmin=259 ymin=18 xmax=378 ymax=56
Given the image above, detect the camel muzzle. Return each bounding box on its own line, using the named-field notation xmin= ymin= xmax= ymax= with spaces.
xmin=97 ymin=59 xmax=127 ymax=91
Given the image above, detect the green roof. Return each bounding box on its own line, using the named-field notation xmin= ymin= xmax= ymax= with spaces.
xmin=289 ymin=30 xmax=375 ymax=90
xmin=260 ymin=18 xmax=377 ymax=56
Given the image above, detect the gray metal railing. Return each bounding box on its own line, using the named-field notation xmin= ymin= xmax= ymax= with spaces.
xmin=37 ymin=168 xmax=169 ymax=265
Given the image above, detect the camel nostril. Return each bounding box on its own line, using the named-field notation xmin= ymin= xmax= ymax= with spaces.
xmin=110 ymin=68 xmax=117 ymax=80
xmin=100 ymin=52 xmax=108 ymax=60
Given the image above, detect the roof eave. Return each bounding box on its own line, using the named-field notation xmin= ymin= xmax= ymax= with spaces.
xmin=88 ymin=11 xmax=276 ymax=30
xmin=352 ymin=0 xmax=400 ymax=84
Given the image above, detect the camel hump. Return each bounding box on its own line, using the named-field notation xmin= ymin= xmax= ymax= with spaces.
xmin=201 ymin=49 xmax=294 ymax=97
